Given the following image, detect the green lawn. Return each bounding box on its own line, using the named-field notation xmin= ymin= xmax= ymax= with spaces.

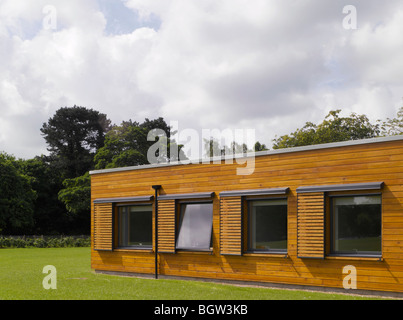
xmin=0 ymin=247 xmax=387 ymax=300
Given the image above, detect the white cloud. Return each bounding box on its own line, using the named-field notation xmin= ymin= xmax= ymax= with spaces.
xmin=0 ymin=0 xmax=403 ymax=159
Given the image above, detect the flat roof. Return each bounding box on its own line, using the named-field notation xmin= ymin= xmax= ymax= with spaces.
xmin=89 ymin=134 xmax=403 ymax=175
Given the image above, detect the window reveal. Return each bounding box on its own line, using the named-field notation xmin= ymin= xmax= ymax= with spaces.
xmin=118 ymin=205 xmax=153 ymax=248
xmin=331 ymin=195 xmax=381 ymax=255
xmin=248 ymin=199 xmax=287 ymax=253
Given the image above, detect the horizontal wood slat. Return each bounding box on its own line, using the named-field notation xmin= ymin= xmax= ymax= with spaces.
xmin=220 ymin=196 xmax=243 ymax=256
xmin=91 ymin=138 xmax=403 ymax=294
xmin=297 ymin=193 xmax=325 ymax=259
xmin=94 ymin=203 xmax=113 ymax=251
xmin=157 ymin=199 xmax=176 ymax=253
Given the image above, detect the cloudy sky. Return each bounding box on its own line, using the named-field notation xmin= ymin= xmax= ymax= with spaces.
xmin=1 ymin=0 xmax=403 ymax=159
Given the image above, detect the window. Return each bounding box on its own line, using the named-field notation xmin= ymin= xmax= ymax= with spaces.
xmin=176 ymin=202 xmax=213 ymax=251
xmin=118 ymin=205 xmax=152 ymax=248
xmin=331 ymin=195 xmax=381 ymax=256
xmin=248 ymin=199 xmax=287 ymax=253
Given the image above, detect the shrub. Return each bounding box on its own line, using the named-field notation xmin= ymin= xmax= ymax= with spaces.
xmin=33 ymin=238 xmax=47 ymax=248
xmin=74 ymin=237 xmax=90 ymax=247
xmin=46 ymin=238 xmax=60 ymax=248
xmin=0 ymin=236 xmax=91 ymax=248
xmin=14 ymin=238 xmax=26 ymax=248
xmin=61 ymin=236 xmax=75 ymax=247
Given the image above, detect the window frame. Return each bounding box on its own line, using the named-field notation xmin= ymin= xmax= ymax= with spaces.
xmin=329 ymin=193 xmax=382 ymax=258
xmin=175 ymin=200 xmax=214 ymax=252
xmin=246 ymin=197 xmax=288 ymax=255
xmin=116 ymin=203 xmax=153 ymax=250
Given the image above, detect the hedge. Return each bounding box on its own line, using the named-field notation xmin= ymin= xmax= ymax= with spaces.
xmin=0 ymin=236 xmax=91 ymax=248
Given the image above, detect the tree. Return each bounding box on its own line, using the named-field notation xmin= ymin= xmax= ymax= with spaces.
xmin=57 ymin=117 xmax=182 ymax=233
xmin=254 ymin=141 xmax=268 ymax=152
xmin=18 ymin=156 xmax=72 ymax=235
xmin=94 ymin=120 xmax=148 ymax=169
xmin=40 ymin=106 xmax=111 ymax=179
xmin=58 ymin=173 xmax=91 ymax=215
xmin=94 ymin=117 xmax=184 ymax=170
xmin=39 ymin=106 xmax=111 ymax=234
xmin=272 ymin=110 xmax=380 ymax=149
xmin=57 ymin=173 xmax=91 ymax=234
xmin=381 ymin=106 xmax=403 ymax=136
xmin=203 ymin=137 xmax=223 ymax=158
xmin=203 ymin=138 xmax=266 ymax=158
xmin=0 ymin=153 xmax=37 ymax=234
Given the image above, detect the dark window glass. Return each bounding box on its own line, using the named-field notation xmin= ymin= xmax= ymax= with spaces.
xmin=249 ymin=199 xmax=287 ymax=253
xmin=176 ymin=203 xmax=213 ymax=250
xmin=332 ymin=195 xmax=381 ymax=255
xmin=119 ymin=205 xmax=152 ymax=248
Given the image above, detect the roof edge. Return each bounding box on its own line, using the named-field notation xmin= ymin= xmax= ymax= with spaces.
xmin=90 ymin=135 xmax=403 ymax=175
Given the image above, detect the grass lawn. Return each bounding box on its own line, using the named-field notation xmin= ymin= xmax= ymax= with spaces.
xmin=0 ymin=247 xmax=389 ymax=300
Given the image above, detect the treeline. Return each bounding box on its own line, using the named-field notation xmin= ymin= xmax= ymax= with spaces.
xmin=272 ymin=109 xmax=402 ymax=148
xmin=0 ymin=107 xmax=186 ymax=235
xmin=0 ymin=106 xmax=401 ymax=236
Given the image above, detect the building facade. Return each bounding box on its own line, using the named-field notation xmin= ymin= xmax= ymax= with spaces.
xmin=90 ymin=136 xmax=403 ymax=295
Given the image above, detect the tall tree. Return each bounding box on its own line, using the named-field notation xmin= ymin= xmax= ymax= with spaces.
xmin=40 ymin=106 xmax=111 ymax=179
xmin=57 ymin=117 xmax=182 ymax=228
xmin=272 ymin=110 xmax=380 ymax=149
xmin=0 ymin=153 xmax=37 ymax=234
xmin=94 ymin=117 xmax=184 ymax=170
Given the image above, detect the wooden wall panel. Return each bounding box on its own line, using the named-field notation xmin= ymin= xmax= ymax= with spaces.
xmin=157 ymin=200 xmax=176 ymax=253
xmin=94 ymin=203 xmax=113 ymax=251
xmin=220 ymin=196 xmax=243 ymax=256
xmin=297 ymin=193 xmax=325 ymax=259
xmin=91 ymin=138 xmax=403 ymax=293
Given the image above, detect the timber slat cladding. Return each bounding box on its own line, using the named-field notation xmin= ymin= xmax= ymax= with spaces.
xmin=220 ymin=196 xmax=242 ymax=255
xmin=91 ymin=139 xmax=403 ymax=293
xmin=157 ymin=199 xmax=176 ymax=253
xmin=94 ymin=203 xmax=113 ymax=251
xmin=297 ymin=192 xmax=325 ymax=259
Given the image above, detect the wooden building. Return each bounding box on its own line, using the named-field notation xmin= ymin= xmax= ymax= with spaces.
xmin=90 ymin=135 xmax=403 ymax=295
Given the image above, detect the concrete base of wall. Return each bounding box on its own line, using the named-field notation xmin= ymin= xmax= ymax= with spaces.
xmin=94 ymin=269 xmax=403 ymax=300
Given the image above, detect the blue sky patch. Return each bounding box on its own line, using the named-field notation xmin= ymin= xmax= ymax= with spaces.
xmin=97 ymin=0 xmax=161 ymax=35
